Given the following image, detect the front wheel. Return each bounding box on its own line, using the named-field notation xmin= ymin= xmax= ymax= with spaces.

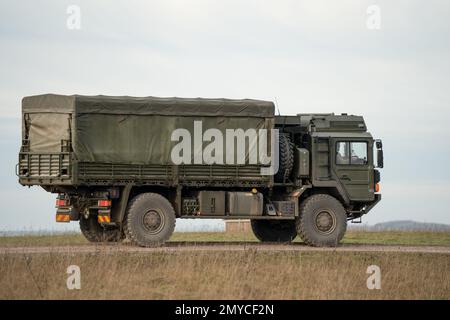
xmin=296 ymin=194 xmax=347 ymax=247
xmin=124 ymin=192 xmax=176 ymax=247
xmin=251 ymin=220 xmax=297 ymax=242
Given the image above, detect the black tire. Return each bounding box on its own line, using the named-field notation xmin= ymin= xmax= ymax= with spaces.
xmin=79 ymin=215 xmax=124 ymax=242
xmin=251 ymin=220 xmax=297 ymax=242
xmin=124 ymin=192 xmax=176 ymax=247
xmin=275 ymin=134 xmax=294 ymax=182
xmin=296 ymin=194 xmax=347 ymax=247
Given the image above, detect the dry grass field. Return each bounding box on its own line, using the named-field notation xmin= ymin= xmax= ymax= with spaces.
xmin=0 ymin=231 xmax=449 ymax=300
xmin=0 ymin=250 xmax=448 ymax=299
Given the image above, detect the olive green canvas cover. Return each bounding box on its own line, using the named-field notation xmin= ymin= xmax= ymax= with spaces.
xmin=22 ymin=94 xmax=275 ymax=165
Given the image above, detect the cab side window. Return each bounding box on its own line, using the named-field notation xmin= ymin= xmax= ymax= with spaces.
xmin=336 ymin=142 xmax=367 ymax=165
xmin=350 ymin=142 xmax=368 ymax=165
xmin=336 ymin=142 xmax=349 ymax=165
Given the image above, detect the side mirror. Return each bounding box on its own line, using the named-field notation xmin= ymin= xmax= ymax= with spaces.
xmin=377 ymin=149 xmax=384 ymax=168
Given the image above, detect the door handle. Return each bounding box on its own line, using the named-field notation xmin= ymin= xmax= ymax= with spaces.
xmin=341 ymin=175 xmax=351 ymax=181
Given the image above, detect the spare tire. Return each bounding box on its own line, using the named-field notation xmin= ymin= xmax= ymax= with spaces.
xmin=274 ymin=133 xmax=294 ymax=182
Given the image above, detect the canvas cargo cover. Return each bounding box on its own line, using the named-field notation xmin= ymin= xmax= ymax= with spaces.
xmin=22 ymin=94 xmax=274 ymax=117
xmin=22 ymin=94 xmax=275 ymax=165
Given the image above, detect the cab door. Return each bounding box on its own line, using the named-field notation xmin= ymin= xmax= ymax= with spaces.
xmin=332 ymin=139 xmax=374 ymax=202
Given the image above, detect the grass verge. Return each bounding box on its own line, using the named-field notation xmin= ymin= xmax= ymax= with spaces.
xmin=0 ymin=231 xmax=449 ymax=247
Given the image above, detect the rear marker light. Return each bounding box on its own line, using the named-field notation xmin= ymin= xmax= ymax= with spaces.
xmin=98 ymin=215 xmax=111 ymax=223
xmin=56 ymin=214 xmax=70 ymax=222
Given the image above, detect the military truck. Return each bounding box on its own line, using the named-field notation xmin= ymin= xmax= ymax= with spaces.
xmin=17 ymin=94 xmax=383 ymax=247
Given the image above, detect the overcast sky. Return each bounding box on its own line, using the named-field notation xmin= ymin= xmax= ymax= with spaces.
xmin=1 ymin=0 xmax=450 ymax=231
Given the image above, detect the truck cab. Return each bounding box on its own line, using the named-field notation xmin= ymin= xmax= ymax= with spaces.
xmin=276 ymin=113 xmax=383 ymax=221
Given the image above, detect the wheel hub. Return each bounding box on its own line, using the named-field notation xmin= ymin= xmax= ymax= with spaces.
xmin=142 ymin=210 xmax=164 ymax=234
xmin=315 ymin=210 xmax=336 ymax=234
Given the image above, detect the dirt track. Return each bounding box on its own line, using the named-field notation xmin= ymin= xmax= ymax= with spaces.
xmin=1 ymin=242 xmax=449 ymax=254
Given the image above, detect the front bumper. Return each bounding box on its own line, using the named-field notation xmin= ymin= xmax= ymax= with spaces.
xmin=364 ymin=193 xmax=382 ymax=215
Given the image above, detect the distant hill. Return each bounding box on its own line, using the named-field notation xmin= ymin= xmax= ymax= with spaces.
xmin=350 ymin=220 xmax=450 ymax=232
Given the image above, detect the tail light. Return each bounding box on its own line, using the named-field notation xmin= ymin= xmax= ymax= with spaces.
xmin=56 ymin=194 xmax=71 ymax=222
xmin=98 ymin=199 xmax=111 ymax=207
xmin=56 ymin=198 xmax=67 ymax=207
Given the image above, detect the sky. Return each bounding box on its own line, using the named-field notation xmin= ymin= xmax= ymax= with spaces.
xmin=1 ymin=0 xmax=450 ymax=231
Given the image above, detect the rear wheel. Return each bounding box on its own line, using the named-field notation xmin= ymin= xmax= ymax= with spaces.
xmin=124 ymin=192 xmax=176 ymax=247
xmin=251 ymin=220 xmax=297 ymax=242
xmin=296 ymin=194 xmax=347 ymax=247
xmin=79 ymin=215 xmax=124 ymax=242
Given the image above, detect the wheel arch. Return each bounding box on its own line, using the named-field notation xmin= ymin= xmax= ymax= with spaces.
xmin=299 ymin=187 xmax=349 ymax=212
